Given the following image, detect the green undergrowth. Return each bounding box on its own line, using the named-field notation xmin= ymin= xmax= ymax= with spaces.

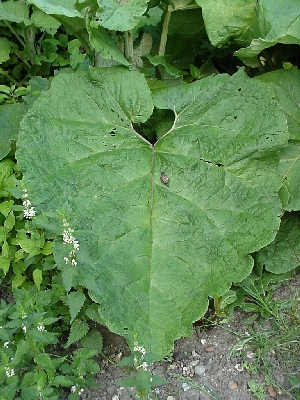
xmin=0 ymin=0 xmax=300 ymax=398
xmin=228 ymin=279 xmax=300 ymax=400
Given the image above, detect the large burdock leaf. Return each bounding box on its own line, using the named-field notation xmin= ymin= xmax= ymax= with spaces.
xmin=256 ymin=68 xmax=300 ymax=211
xmin=255 ymin=212 xmax=300 ymax=274
xmin=96 ymin=0 xmax=149 ymax=31
xmin=235 ymin=0 xmax=300 ymax=65
xmin=16 ymin=67 xmax=287 ymax=356
xmin=26 ymin=0 xmax=81 ymax=18
xmin=195 ymin=0 xmax=256 ymax=47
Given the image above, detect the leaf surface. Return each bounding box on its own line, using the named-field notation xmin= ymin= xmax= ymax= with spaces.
xmin=0 ymin=103 xmax=27 ymax=160
xmin=97 ymin=0 xmax=148 ymax=31
xmin=256 ymin=68 xmax=300 ymax=211
xmin=26 ymin=0 xmax=81 ymax=17
xmin=196 ymin=0 xmax=256 ymax=46
xmin=17 ymin=67 xmax=287 ymax=355
xmin=235 ymin=0 xmax=300 ymax=64
xmin=255 ymin=212 xmax=300 ymax=274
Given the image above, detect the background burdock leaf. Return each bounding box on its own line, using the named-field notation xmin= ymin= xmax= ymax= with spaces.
xmin=256 ymin=68 xmax=300 ymax=211
xmin=196 ymin=0 xmax=256 ymax=47
xmin=234 ymin=0 xmax=300 ymax=65
xmin=26 ymin=0 xmax=81 ymax=18
xmin=17 ymin=67 xmax=288 ymax=356
xmin=0 ymin=103 xmax=28 ymax=160
xmin=96 ymin=0 xmax=149 ymax=31
xmin=255 ymin=212 xmax=300 ymax=274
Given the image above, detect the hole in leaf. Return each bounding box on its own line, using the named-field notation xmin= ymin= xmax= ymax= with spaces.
xmin=237 ymin=88 xmax=242 ymax=92
xmin=132 ymin=108 xmax=175 ymax=144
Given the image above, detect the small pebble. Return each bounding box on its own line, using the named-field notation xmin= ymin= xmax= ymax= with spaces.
xmin=167 ymin=397 xmax=175 ymax=400
xmin=234 ymin=363 xmax=244 ymax=372
xmin=268 ymin=384 xmax=277 ymax=398
xmin=192 ymin=350 xmax=199 ymax=357
xmin=205 ymin=346 xmax=215 ymax=352
xmin=228 ymin=381 xmax=238 ymax=390
xmin=182 ymin=382 xmax=191 ymax=391
xmin=200 ymin=339 xmax=207 ymax=345
xmin=194 ymin=364 xmax=206 ymax=375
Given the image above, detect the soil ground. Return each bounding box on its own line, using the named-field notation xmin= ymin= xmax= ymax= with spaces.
xmin=80 ymin=275 xmax=300 ymax=400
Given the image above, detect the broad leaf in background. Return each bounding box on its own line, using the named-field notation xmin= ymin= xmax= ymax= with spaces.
xmin=88 ymin=25 xmax=130 ymax=67
xmin=96 ymin=0 xmax=148 ymax=31
xmin=0 ymin=0 xmax=31 ymax=24
xmin=255 ymin=212 xmax=300 ymax=274
xmin=0 ymin=103 xmax=27 ymax=160
xmin=195 ymin=0 xmax=256 ymax=47
xmin=256 ymin=68 xmax=300 ymax=211
xmin=26 ymin=0 xmax=81 ymax=18
xmin=235 ymin=0 xmax=300 ymax=65
xmin=0 ymin=38 xmax=10 ymax=64
xmin=17 ymin=67 xmax=288 ymax=356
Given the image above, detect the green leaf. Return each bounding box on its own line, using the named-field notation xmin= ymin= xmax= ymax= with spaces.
xmin=53 ymin=375 xmax=73 ymax=386
xmin=0 ymin=380 xmax=18 ymax=400
xmin=31 ymin=7 xmax=61 ymax=34
xmin=12 ymin=274 xmax=26 ymax=289
xmin=42 ymin=241 xmax=53 ymax=255
xmin=11 ymin=340 xmax=32 ymax=366
xmin=278 ymin=143 xmax=300 ymax=211
xmin=255 ymin=212 xmax=300 ymax=274
xmin=26 ymin=0 xmax=81 ymax=17
xmin=33 ymin=268 xmax=43 ymax=290
xmin=85 ymin=304 xmax=103 ymax=324
xmin=2 ymin=240 xmax=10 ymax=258
xmin=196 ymin=0 xmax=256 ymax=47
xmin=96 ymin=0 xmax=148 ymax=31
xmin=0 ymin=103 xmax=28 ymax=160
xmin=146 ymin=55 xmax=188 ymax=78
xmin=4 ymin=210 xmax=15 ymax=232
xmin=0 ymin=38 xmax=11 ymax=64
xmin=34 ymin=353 xmax=55 ymax=372
xmin=256 ymin=67 xmax=300 ymax=141
xmin=67 ymin=291 xmax=86 ymax=323
xmin=0 ymin=0 xmax=30 ymax=24
xmin=88 ymin=25 xmax=130 ymax=67
xmin=61 ymin=263 xmax=79 ymax=292
xmin=17 ymin=67 xmax=288 ymax=356
xmin=67 ymin=320 xmax=89 ymax=346
xmin=16 ymin=238 xmax=41 ymax=258
xmin=255 ymin=68 xmax=300 ymax=211
xmin=81 ymin=329 xmax=103 ymax=352
xmin=235 ymin=0 xmax=300 ymax=64
xmin=0 ymin=200 xmax=14 ymax=217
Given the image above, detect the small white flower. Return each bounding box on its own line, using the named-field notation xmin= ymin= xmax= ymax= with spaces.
xmin=71 ymin=384 xmax=84 ymax=395
xmin=140 ymin=361 xmax=149 ymax=371
xmin=37 ymin=322 xmax=45 ymax=332
xmin=22 ymin=190 xmax=36 ymax=219
xmin=5 ymin=367 xmax=14 ymax=377
xmin=62 ymin=219 xmax=80 ymax=267
xmin=22 ymin=324 xmax=27 ymax=333
xmin=3 ymin=342 xmax=9 ymax=348
xmin=23 ymin=199 xmax=30 ymax=207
